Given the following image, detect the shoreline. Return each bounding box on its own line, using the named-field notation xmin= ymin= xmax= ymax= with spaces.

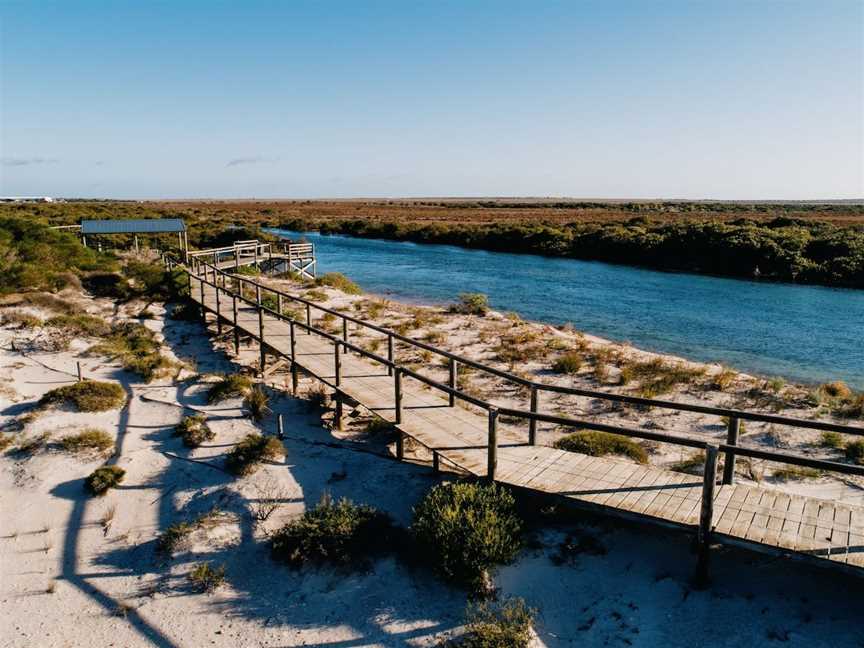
xmin=268 ymin=229 xmax=864 ymax=390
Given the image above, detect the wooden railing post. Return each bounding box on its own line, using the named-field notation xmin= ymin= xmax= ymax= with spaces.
xmin=258 ymin=305 xmax=266 ymax=373
xmin=342 ymin=318 xmax=348 ymax=343
xmin=277 ymin=414 xmax=284 ymax=440
xmin=387 ymin=334 xmax=394 ymax=376
xmin=199 ymin=279 xmax=205 ymax=321
xmin=529 ymin=386 xmax=538 ymax=445
xmin=448 ymin=359 xmax=457 ymax=406
xmin=394 ymin=368 xmax=403 ymax=424
xmin=255 ymin=284 xmax=261 ymax=305
xmin=232 ymin=295 xmax=239 ymax=355
xmin=289 ymin=319 xmax=298 ymax=394
xmin=306 ymin=303 xmax=311 ymax=334
xmin=487 ymin=406 xmax=499 ymax=481
xmin=215 ymin=285 xmax=222 ymax=334
xmin=277 ymin=293 xmax=283 ymax=316
xmin=695 ymin=444 xmax=719 ymax=588
xmin=77 ymin=361 xmax=83 ymax=382
xmin=722 ymin=416 xmax=740 ymax=485
xmin=334 ymin=342 xmax=341 ymax=386
xmin=234 ymin=248 xmax=239 ymax=270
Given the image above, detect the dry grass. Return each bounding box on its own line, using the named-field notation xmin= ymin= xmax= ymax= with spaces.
xmin=60 ymin=428 xmax=114 ymax=454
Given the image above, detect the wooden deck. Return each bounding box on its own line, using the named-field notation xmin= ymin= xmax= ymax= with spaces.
xmin=189 ymin=274 xmax=864 ymax=576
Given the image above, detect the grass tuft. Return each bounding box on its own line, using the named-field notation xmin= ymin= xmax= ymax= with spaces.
xmin=84 ymin=465 xmax=125 ymax=496
xmin=845 ymin=440 xmax=864 ymax=465
xmin=40 ymin=380 xmax=125 ymax=412
xmin=554 ymin=430 xmax=648 ymax=464
xmin=551 ymin=351 xmax=583 ymax=375
xmin=226 ymin=433 xmax=284 ymax=476
xmin=46 ymin=314 xmax=111 ymax=337
xmin=460 ymin=597 xmax=535 ymax=648
xmin=189 ymin=562 xmax=226 ymax=593
xmin=173 ymin=414 xmax=215 ymax=448
xmin=448 ymin=293 xmax=490 ymax=316
xmin=244 ymin=386 xmax=271 ymax=422
xmin=89 ymin=322 xmax=172 ymax=382
xmin=207 ymin=373 xmax=253 ymax=403
xmin=61 ymin=428 xmax=114 ymax=454
xmin=316 ymin=273 xmax=362 ymax=295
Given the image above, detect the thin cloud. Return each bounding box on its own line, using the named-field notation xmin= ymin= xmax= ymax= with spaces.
xmin=226 ymin=156 xmax=276 ymax=168
xmin=2 ymin=157 xmax=59 ymax=167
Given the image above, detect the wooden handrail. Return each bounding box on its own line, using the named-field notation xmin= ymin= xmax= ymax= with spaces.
xmin=191 ymin=255 xmax=864 ymax=439
xmin=184 ymin=254 xmax=864 ymax=482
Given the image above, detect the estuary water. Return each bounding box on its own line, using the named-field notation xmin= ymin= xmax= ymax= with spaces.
xmin=270 ymin=229 xmax=864 ymax=389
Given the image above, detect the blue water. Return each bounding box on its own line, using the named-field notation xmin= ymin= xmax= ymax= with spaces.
xmin=270 ymin=229 xmax=864 ymax=389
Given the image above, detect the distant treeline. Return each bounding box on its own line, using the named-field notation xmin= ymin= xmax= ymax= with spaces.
xmin=277 ymin=217 xmax=864 ymax=288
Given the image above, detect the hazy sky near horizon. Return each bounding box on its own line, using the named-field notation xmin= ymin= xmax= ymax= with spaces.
xmin=1 ymin=1 xmax=862 ymax=200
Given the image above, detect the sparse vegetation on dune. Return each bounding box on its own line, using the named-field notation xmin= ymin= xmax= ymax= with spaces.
xmin=207 ymin=374 xmax=253 ymax=403
xmin=270 ymin=494 xmax=394 ymax=568
xmin=189 ymin=562 xmax=226 ymax=593
xmin=173 ymin=414 xmax=214 ymax=448
xmin=449 ymin=293 xmax=490 ymax=316
xmin=40 ymin=380 xmax=125 ymax=412
xmin=60 ymin=428 xmax=114 ymax=454
xmin=315 ymin=272 xmax=362 ymax=295
xmin=551 ymin=351 xmax=583 ymax=374
xmin=225 ymin=433 xmax=284 ymax=476
xmin=89 ymin=322 xmax=173 ymax=382
xmin=457 ymin=597 xmax=536 ymax=648
xmin=244 ymin=386 xmax=271 ymax=422
xmin=45 ymin=313 xmax=112 ymax=337
xmin=554 ymin=430 xmax=648 ymax=464
xmin=84 ymin=465 xmax=125 ymax=496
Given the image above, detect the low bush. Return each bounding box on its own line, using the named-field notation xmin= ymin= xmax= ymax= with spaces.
xmin=306 ymin=383 xmax=330 ymax=409
xmin=773 ymin=466 xmax=822 ymax=481
xmin=207 ymin=374 xmax=253 ymax=403
xmin=244 ymin=386 xmax=271 ymax=421
xmin=619 ymin=358 xmax=706 ymax=397
xmin=46 ymin=313 xmax=111 ymax=337
xmin=0 ymin=311 xmax=42 ymax=328
xmin=412 ymin=482 xmax=521 ymax=590
xmin=84 ymin=465 xmax=125 ymax=496
xmin=846 ymin=440 xmax=864 ymax=465
xmin=819 ymin=431 xmax=845 ymax=449
xmin=460 ymin=597 xmax=535 ymax=648
xmin=189 ymin=562 xmax=226 ymax=593
xmin=170 ymin=300 xmax=200 ymax=321
xmin=0 ymin=433 xmax=13 ymax=452
xmin=60 ymin=428 xmax=114 ymax=454
xmin=174 ymin=414 xmax=214 ymax=448
xmin=316 ymin=272 xmax=362 ymax=295
xmin=448 ymin=293 xmax=490 ymax=316
xmin=225 ymin=433 xmax=284 ymax=476
xmin=670 ymin=451 xmax=708 ymax=475
xmin=89 ymin=322 xmax=172 ymax=382
xmin=304 ymin=288 xmax=328 ymax=301
xmin=819 ymin=381 xmax=853 ymax=401
xmin=40 ymin=380 xmax=125 ymax=412
xmin=835 ymin=393 xmax=864 ymax=420
xmin=270 ymin=494 xmax=393 ymax=568
xmin=553 ymin=430 xmax=648 ymax=464
xmin=551 ymin=351 xmax=583 ymax=374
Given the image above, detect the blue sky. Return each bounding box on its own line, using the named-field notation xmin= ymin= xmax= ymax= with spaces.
xmin=1 ymin=1 xmax=861 ymax=199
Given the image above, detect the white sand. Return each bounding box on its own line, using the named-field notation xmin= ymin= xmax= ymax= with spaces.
xmin=1 ymin=288 xmax=863 ymax=648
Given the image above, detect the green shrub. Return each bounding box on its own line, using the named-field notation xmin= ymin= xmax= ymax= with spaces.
xmin=271 ymin=494 xmax=393 ymax=568
xmin=40 ymin=380 xmax=125 ymax=412
xmin=225 ymin=433 xmax=284 ymax=476
xmin=412 ymin=482 xmax=522 ymax=589
xmin=773 ymin=466 xmax=822 ymax=481
xmin=819 ymin=431 xmax=844 ymax=449
xmin=670 ymin=451 xmax=708 ymax=475
xmin=61 ymin=428 xmax=114 ymax=454
xmin=846 ymin=440 xmax=864 ymax=465
xmin=304 ymin=288 xmax=328 ymax=301
xmin=836 ymin=394 xmax=864 ymax=419
xmin=244 ymin=386 xmax=271 ymax=421
xmin=84 ymin=465 xmax=125 ymax=496
xmin=174 ymin=414 xmax=214 ymax=448
xmin=449 ymin=293 xmax=489 ymax=316
xmin=316 ymin=272 xmax=362 ymax=295
xmin=553 ymin=430 xmax=648 ymax=464
xmin=207 ymin=374 xmax=253 ymax=403
xmin=89 ymin=322 xmax=171 ymax=382
xmin=45 ymin=314 xmax=111 ymax=337
xmin=189 ymin=562 xmax=226 ymax=593
xmin=551 ymin=351 xmax=583 ymax=374
xmin=461 ymin=597 xmax=535 ymax=648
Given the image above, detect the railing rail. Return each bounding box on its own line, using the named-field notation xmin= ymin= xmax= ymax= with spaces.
xmin=184 ymin=253 xmax=864 ymax=484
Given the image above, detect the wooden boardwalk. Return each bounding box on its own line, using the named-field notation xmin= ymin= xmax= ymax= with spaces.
xmin=188 ymin=272 xmax=864 ymax=577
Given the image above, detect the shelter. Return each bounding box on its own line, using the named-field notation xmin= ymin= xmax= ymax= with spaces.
xmin=80 ymin=218 xmax=188 ymax=254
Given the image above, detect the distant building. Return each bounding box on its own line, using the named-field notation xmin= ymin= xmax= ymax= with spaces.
xmin=0 ymin=196 xmax=56 ymax=203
